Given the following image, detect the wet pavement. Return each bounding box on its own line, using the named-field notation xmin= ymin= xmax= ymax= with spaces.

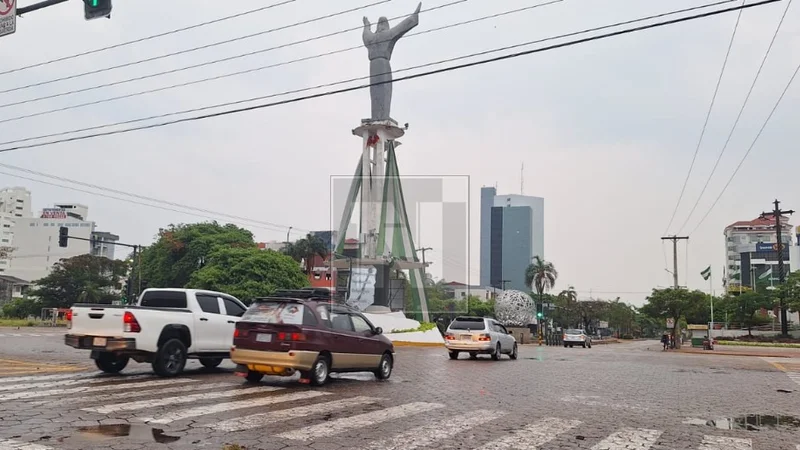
xmin=0 ymin=332 xmax=799 ymax=449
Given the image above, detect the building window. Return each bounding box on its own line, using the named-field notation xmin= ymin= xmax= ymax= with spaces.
xmin=29 ymin=223 xmax=35 ymax=226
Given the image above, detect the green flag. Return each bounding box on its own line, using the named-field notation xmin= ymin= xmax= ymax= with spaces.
xmin=700 ymin=266 xmax=711 ymax=280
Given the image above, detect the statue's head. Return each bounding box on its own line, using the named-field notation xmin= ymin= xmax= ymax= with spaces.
xmin=377 ymin=17 xmax=390 ymax=31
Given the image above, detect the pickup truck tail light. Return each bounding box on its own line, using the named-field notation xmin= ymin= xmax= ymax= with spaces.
xmin=277 ymin=332 xmax=306 ymax=341
xmin=66 ymin=310 xmax=72 ymax=329
xmin=477 ymin=334 xmax=491 ymax=341
xmin=123 ymin=311 xmax=141 ymax=333
xmin=562 ymin=334 xmax=566 ymax=341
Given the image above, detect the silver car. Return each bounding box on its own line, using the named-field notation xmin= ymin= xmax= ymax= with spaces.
xmin=444 ymin=316 xmax=518 ymax=360
xmin=563 ymin=328 xmax=592 ymax=348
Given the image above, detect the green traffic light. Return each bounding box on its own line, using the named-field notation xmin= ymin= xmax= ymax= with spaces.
xmin=92 ymin=0 xmax=98 ymax=6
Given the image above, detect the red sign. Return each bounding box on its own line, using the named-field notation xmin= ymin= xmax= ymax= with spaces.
xmin=0 ymin=0 xmax=14 ymax=17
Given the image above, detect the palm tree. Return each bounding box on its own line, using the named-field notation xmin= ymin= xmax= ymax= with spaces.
xmin=525 ymin=256 xmax=558 ymax=308
xmin=284 ymin=233 xmax=329 ymax=273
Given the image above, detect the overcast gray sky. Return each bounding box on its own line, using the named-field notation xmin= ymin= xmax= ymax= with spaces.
xmin=0 ymin=0 xmax=798 ymax=306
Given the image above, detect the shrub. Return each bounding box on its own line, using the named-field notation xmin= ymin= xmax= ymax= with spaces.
xmin=1 ymin=298 xmax=41 ymax=319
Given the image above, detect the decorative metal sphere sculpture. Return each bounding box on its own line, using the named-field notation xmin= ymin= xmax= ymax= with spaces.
xmin=495 ymin=290 xmax=535 ymax=326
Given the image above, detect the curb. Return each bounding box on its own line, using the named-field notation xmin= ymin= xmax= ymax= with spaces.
xmin=392 ymin=341 xmax=445 ymax=347
xmin=676 ymin=349 xmax=798 ymax=358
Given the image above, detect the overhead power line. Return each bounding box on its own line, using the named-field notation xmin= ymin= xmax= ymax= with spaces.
xmin=0 ymin=0 xmax=392 ymax=95
xmin=0 ymin=0 xmax=297 ymax=77
xmin=675 ymin=0 xmax=794 ymax=235
xmin=687 ymin=58 xmax=800 ymax=236
xmin=0 ymin=168 xmax=308 ymax=234
xmin=0 ymin=0 xmax=539 ymax=120
xmin=662 ymin=0 xmax=745 ymax=236
xmin=0 ymin=0 xmax=743 ymax=148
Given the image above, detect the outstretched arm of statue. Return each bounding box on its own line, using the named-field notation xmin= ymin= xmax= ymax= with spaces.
xmin=389 ymin=2 xmax=421 ymax=40
xmin=362 ymin=16 xmax=373 ymax=43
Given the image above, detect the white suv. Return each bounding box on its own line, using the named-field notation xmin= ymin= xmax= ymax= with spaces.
xmin=444 ymin=316 xmax=518 ymax=360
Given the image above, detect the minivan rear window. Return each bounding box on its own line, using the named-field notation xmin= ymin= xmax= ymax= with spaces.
xmin=242 ymin=301 xmax=305 ymax=325
xmin=566 ymin=329 xmax=583 ymax=335
xmin=139 ymin=290 xmax=187 ymax=308
xmin=449 ymin=319 xmax=486 ymax=330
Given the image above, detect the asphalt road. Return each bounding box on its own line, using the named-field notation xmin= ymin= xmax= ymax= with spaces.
xmin=0 ymin=330 xmax=799 ymax=450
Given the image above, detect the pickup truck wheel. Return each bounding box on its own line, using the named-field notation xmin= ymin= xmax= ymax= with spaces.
xmin=95 ymin=352 xmax=129 ymax=374
xmin=199 ymin=357 xmax=223 ymax=369
xmin=152 ymin=338 xmax=187 ymax=377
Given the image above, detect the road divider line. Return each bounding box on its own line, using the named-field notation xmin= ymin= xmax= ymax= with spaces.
xmin=590 ymin=428 xmax=662 ymax=450
xmin=29 ymin=381 xmax=238 ymax=407
xmin=0 ymin=374 xmax=150 ymax=392
xmin=82 ymin=385 xmax=285 ymax=414
xmin=360 ymin=409 xmax=507 ymax=450
xmin=697 ymin=435 xmax=752 ymax=450
xmin=208 ymin=396 xmax=384 ymax=432
xmin=275 ymin=402 xmax=446 ymax=441
xmin=0 ymin=377 xmax=197 ymax=401
xmin=477 ymin=417 xmax=581 ymax=449
xmin=0 ymin=438 xmax=54 ymax=449
xmin=140 ymin=390 xmax=330 ymax=424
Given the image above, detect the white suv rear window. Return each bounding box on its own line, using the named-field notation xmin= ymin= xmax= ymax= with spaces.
xmin=242 ymin=302 xmax=305 ymax=325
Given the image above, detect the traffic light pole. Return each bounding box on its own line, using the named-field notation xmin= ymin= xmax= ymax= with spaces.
xmin=60 ymin=231 xmax=141 ymax=302
xmin=17 ymin=0 xmax=70 ymax=16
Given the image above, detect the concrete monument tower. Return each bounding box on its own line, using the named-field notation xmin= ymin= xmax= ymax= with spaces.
xmin=333 ymin=2 xmax=429 ymax=321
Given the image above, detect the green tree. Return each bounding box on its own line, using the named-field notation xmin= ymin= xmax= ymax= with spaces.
xmin=727 ymin=291 xmax=774 ymax=336
xmin=467 ymin=296 xmax=495 ymax=317
xmin=552 ymin=287 xmax=580 ymax=329
xmin=188 ymin=247 xmax=308 ymax=303
xmin=640 ymin=288 xmax=706 ymax=349
xmin=525 ymin=256 xmax=558 ymax=309
xmin=284 ymin=233 xmax=328 ymax=274
xmin=29 ymin=254 xmax=129 ymax=309
xmin=135 ymin=222 xmax=255 ymax=290
xmin=2 ymin=298 xmax=42 ymax=319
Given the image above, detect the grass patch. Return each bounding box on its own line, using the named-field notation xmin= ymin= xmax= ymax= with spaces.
xmin=716 ymin=340 xmax=800 ymax=349
xmin=390 ymin=322 xmax=438 ymax=333
xmin=0 ymin=319 xmax=37 ymax=327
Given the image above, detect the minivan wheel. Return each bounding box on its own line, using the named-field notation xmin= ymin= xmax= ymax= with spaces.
xmin=307 ymin=355 xmax=330 ymax=386
xmin=509 ymin=343 xmax=518 ymax=360
xmin=95 ymin=352 xmax=129 ymax=374
xmin=582 ymin=343 xmax=586 ymax=348
xmin=491 ymin=343 xmax=501 ymax=361
xmin=245 ymin=370 xmax=264 ymax=383
xmin=374 ymin=353 xmax=393 ymax=380
xmin=448 ymin=351 xmax=459 ymax=360
xmin=469 ymin=352 xmax=477 ymax=359
xmin=152 ymin=338 xmax=187 ymax=377
xmin=199 ymin=357 xmax=223 ymax=369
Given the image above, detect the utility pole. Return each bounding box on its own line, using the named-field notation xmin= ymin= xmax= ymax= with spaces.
xmin=761 ymin=199 xmax=794 ymax=336
xmin=661 ymin=236 xmax=689 ymax=288
xmin=417 ymin=247 xmax=432 ymax=284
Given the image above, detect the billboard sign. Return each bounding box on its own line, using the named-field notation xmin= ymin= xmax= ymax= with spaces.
xmin=41 ymin=208 xmax=67 ymax=219
xmin=756 ymin=242 xmax=779 ymax=252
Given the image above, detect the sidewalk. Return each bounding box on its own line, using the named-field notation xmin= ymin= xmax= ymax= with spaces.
xmin=677 ymin=344 xmax=800 ymax=358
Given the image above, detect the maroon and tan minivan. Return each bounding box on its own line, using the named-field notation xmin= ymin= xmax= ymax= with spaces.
xmin=231 ymin=290 xmax=395 ymax=386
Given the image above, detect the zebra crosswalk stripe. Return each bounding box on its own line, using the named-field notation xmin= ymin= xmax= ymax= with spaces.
xmin=360 ymin=409 xmax=507 ymax=450
xmin=0 ymin=371 xmax=102 ymax=384
xmin=0 ymin=438 xmax=53 ymax=450
xmin=697 ymin=435 xmax=752 ymax=450
xmin=30 ymin=382 xmax=238 ymax=407
xmin=208 ymin=396 xmax=384 ymax=432
xmin=275 ymin=401 xmax=445 ymax=441
xmin=477 ymin=417 xmax=581 ymax=449
xmin=590 ymin=428 xmax=662 ymax=450
xmin=0 ymin=374 xmax=150 ymax=392
xmin=82 ymin=385 xmax=284 ymax=414
xmin=0 ymin=377 xmax=197 ymax=402
xmin=140 ymin=390 xmax=330 ymax=424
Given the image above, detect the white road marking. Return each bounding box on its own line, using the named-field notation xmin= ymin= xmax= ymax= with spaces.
xmin=140 ymin=390 xmax=329 ymax=424
xmin=561 ymin=395 xmax=648 ymax=411
xmin=208 ymin=396 xmax=383 ymax=432
xmin=0 ymin=438 xmax=54 ymax=449
xmin=360 ymin=409 xmax=506 ymax=450
xmin=697 ymin=435 xmax=752 ymax=450
xmin=0 ymin=374 xmax=150 ymax=392
xmin=0 ymin=377 xmax=196 ymax=401
xmin=82 ymin=385 xmax=284 ymax=414
xmin=478 ymin=417 xmax=581 ymax=449
xmin=29 ymin=382 xmax=237 ymax=407
xmin=0 ymin=371 xmax=102 ymax=384
xmin=590 ymin=428 xmax=662 ymax=450
xmin=275 ymin=401 xmax=445 ymax=441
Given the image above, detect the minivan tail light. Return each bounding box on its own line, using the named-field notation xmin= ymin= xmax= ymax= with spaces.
xmin=123 ymin=311 xmax=141 ymax=333
xmin=277 ymin=332 xmax=306 ymax=341
xmin=478 ymin=334 xmax=491 ymax=341
xmin=233 ymin=328 xmax=240 ymax=338
xmin=445 ymin=333 xmax=455 ymax=340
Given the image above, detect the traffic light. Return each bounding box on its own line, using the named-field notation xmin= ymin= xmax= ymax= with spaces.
xmin=537 ymin=311 xmax=543 ymax=319
xmin=58 ymin=226 xmax=68 ymax=247
xmin=84 ymin=0 xmax=112 ymax=20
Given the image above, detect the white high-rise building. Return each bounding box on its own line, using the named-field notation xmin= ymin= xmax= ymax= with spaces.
xmin=723 ymin=216 xmax=792 ymax=291
xmin=0 ymin=187 xmax=32 ymax=274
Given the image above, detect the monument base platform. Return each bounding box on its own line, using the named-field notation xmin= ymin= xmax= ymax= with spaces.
xmin=353 ymin=118 xmax=405 ymax=140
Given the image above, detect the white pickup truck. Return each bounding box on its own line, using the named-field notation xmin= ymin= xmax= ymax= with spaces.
xmin=65 ymin=288 xmax=247 ymax=377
